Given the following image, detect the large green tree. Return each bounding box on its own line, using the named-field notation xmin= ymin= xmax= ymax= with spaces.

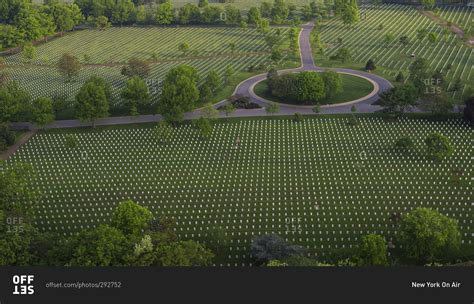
xmin=378 ymin=84 xmax=418 ymax=115
xmin=0 ymin=0 xmax=29 ymax=23
xmin=46 ymin=3 xmax=84 ymax=34
xmin=15 ymin=6 xmax=55 ymax=42
xmin=57 ymin=53 xmax=82 ymax=82
xmin=358 ymin=234 xmax=388 ymax=266
xmin=158 ymin=65 xmax=199 ymax=123
xmin=424 ymin=132 xmax=454 ymax=161
xmin=397 ymin=208 xmax=461 ymax=264
xmin=0 ymin=81 xmax=29 ymax=123
xmin=224 ymin=5 xmax=241 ymax=25
xmin=247 ymin=7 xmax=261 ymax=25
xmin=409 ymin=57 xmax=430 ymax=93
xmin=75 ymin=76 xmax=110 ymax=127
xmin=111 ymin=200 xmax=153 ymax=236
xmin=121 ymin=58 xmax=150 ymax=78
xmin=111 ymin=0 xmax=135 ymax=27
xmin=30 ymin=97 xmax=54 ymax=129
xmin=204 ymin=70 xmax=220 ymax=95
xmin=155 ymin=0 xmax=173 ymax=25
xmin=0 ymin=24 xmax=24 ymax=49
xmin=177 ymin=3 xmax=201 ymax=24
xmin=294 ymin=71 xmax=326 ymax=104
xmin=340 ymin=0 xmax=360 ymax=27
xmin=121 ymin=75 xmax=150 ymax=116
xmin=67 ymin=224 xmax=129 ymax=266
xmin=321 ymin=70 xmax=342 ymax=98
xmin=271 ymin=0 xmax=289 ymax=24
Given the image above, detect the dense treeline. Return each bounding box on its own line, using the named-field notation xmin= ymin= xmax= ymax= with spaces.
xmin=0 ymin=0 xmax=332 ymax=51
xmin=0 ymin=0 xmax=84 ymax=50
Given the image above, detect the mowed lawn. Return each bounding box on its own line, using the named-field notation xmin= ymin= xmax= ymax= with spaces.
xmin=317 ymin=4 xmax=474 ymax=102
xmin=7 ymin=116 xmax=473 ymax=265
xmin=254 ymin=73 xmax=374 ymax=105
xmin=3 ymin=26 xmax=287 ymax=105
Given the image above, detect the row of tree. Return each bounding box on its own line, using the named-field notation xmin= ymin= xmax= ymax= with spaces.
xmin=0 ymin=57 xmax=235 ymax=131
xmin=252 ymin=207 xmax=462 ymax=267
xmin=1 ymin=0 xmax=359 ymax=51
xmin=378 ymin=57 xmax=471 ymax=117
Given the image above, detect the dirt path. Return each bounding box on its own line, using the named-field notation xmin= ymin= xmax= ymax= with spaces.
xmin=420 ymin=10 xmax=473 ymax=46
xmin=0 ymin=130 xmax=37 ymax=160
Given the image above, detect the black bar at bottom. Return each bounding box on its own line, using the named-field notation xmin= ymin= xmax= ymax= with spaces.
xmin=0 ymin=267 xmax=472 ymax=304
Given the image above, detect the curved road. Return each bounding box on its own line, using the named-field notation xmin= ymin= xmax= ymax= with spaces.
xmin=12 ymin=22 xmax=393 ymax=130
xmin=230 ymin=22 xmax=393 ymax=114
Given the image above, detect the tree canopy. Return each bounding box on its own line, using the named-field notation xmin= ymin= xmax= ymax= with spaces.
xmin=424 ymin=132 xmax=454 ymax=161
xmin=158 ymin=65 xmax=200 ymax=123
xmin=357 ymin=234 xmax=388 ymax=266
xmin=397 ymin=208 xmax=461 ymax=264
xmin=75 ymin=76 xmax=110 ymax=127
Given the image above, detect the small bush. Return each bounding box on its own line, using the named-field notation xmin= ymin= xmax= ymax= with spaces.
xmin=0 ymin=124 xmax=15 ymax=150
xmin=313 ymin=103 xmax=321 ymax=113
xmin=394 ymin=136 xmax=416 ymax=154
xmin=347 ymin=115 xmax=359 ymax=126
xmin=293 ymin=113 xmax=304 ymax=122
xmin=64 ymin=134 xmax=79 ymax=148
xmin=425 ymin=132 xmax=453 ymax=161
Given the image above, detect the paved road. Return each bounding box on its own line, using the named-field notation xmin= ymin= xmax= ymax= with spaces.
xmin=12 ymin=22 xmax=393 ymax=130
xmin=233 ymin=22 xmax=393 ymax=115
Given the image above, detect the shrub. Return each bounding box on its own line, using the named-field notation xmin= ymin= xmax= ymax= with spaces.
xmin=365 ymin=59 xmax=376 ymax=71
xmin=64 ymin=134 xmax=79 ymax=148
xmin=347 ymin=115 xmax=359 ymax=126
xmin=0 ymin=124 xmax=15 ymax=151
xmin=227 ymin=94 xmax=260 ymax=109
xmin=395 ymin=72 xmax=405 ymax=83
xmin=293 ymin=113 xmax=304 ymax=122
xmin=313 ymin=103 xmax=321 ymax=113
xmin=425 ymin=132 xmax=453 ymax=161
xmin=193 ymin=117 xmax=213 ymax=139
xmin=357 ymin=234 xmax=388 ymax=266
xmin=394 ymin=136 xmax=416 ymax=154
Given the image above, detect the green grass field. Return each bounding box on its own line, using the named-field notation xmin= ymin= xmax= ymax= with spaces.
xmin=316 ymin=4 xmax=473 ymax=102
xmin=7 ymin=116 xmax=473 ymax=265
xmin=254 ymin=73 xmax=374 ymax=105
xmin=2 ymin=26 xmax=290 ymax=108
